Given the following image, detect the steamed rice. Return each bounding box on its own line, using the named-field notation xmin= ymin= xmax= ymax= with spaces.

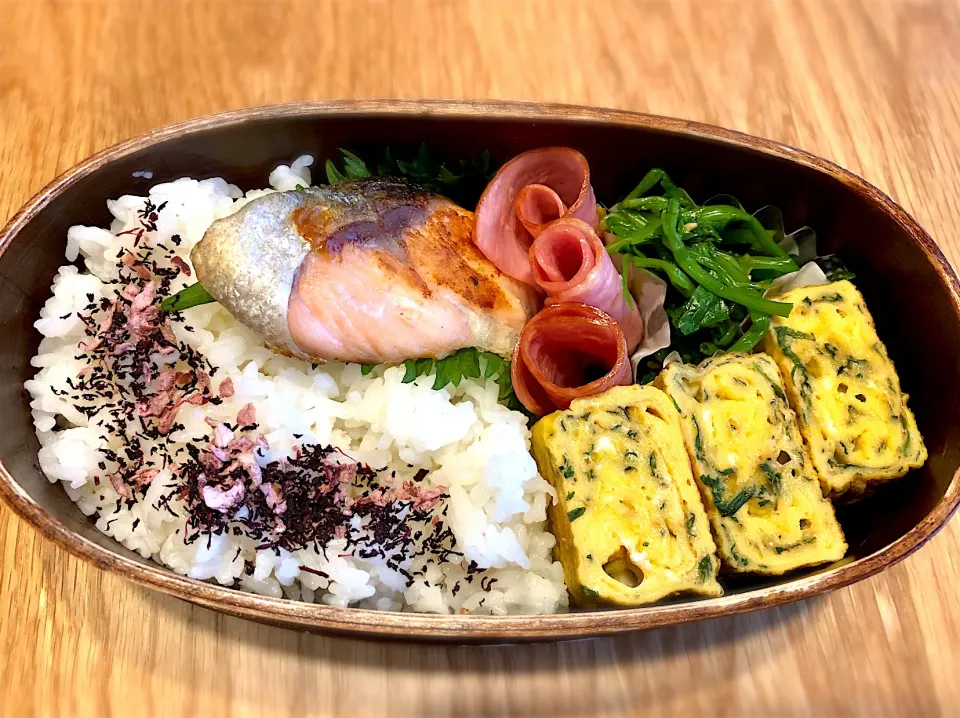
xmin=24 ymin=156 xmax=568 ymax=615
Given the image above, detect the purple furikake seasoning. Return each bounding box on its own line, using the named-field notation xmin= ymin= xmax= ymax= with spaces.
xmin=68 ymin=197 xmax=477 ymax=594
xmin=176 ymin=413 xmax=450 ymax=573
xmin=65 ymin=205 xmax=214 ymax=500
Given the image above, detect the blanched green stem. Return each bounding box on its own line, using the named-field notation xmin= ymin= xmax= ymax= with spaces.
xmin=622 ymin=254 xmax=696 ymax=298
xmin=662 ymin=200 xmax=794 ymax=317
xmin=607 ymin=210 xmax=653 ymax=233
xmin=606 ymin=236 xmax=638 ymax=254
xmin=714 ymin=252 xmax=751 ymax=284
xmin=604 ymin=211 xmax=662 ymax=252
xmin=624 ymin=169 xmax=667 ymax=202
xmin=694 ymin=206 xmax=797 ymax=266
xmin=689 ymin=246 xmax=751 ymax=285
xmin=714 ymin=321 xmax=741 ymax=348
xmin=620 ymin=196 xmax=669 ymax=211
xmin=621 ymin=168 xmax=696 ymax=209
xmin=621 ymin=258 xmax=634 ymax=308
xmin=728 ymin=312 xmax=771 ymax=353
xmin=738 ymin=255 xmax=798 ymax=275
xmin=686 ymin=249 xmax=742 ymax=286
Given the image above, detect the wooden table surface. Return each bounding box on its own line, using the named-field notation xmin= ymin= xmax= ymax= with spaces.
xmin=2 ymin=0 xmax=960 ymax=716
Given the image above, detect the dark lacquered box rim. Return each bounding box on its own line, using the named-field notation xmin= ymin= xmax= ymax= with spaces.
xmin=1 ymin=99 xmax=958 ymax=642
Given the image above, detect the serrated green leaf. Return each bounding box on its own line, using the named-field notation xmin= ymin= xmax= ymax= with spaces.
xmin=495 ymin=366 xmax=517 ymax=403
xmin=376 ymin=147 xmax=396 ymax=176
xmin=481 ymin=352 xmax=503 ymax=379
xmin=160 ymin=283 xmax=216 ymax=312
xmin=437 ymin=165 xmax=461 ymax=184
xmin=325 ymin=159 xmax=347 ymax=185
xmin=402 ymin=359 xmax=418 ymax=383
xmin=432 ymin=358 xmax=452 ymax=390
xmin=413 ymin=143 xmax=433 ymax=175
xmin=474 ymin=150 xmax=491 ymax=175
xmin=339 ymin=148 xmax=371 ymax=179
xmin=360 ymin=363 xmax=376 ymax=376
xmin=460 ymin=349 xmax=481 ymax=380
xmin=446 ymin=354 xmax=464 ymax=388
xmin=327 ymin=144 xmax=492 ymax=209
xmin=338 ymin=148 xmax=365 ymax=163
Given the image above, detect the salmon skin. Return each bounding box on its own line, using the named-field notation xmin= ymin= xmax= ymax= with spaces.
xmin=191 ymin=177 xmax=539 ymax=365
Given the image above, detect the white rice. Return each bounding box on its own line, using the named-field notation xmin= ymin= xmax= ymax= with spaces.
xmin=25 ymin=156 xmax=568 ymax=615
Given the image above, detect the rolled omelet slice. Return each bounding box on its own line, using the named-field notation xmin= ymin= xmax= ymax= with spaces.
xmin=762 ymin=280 xmax=926 ymax=498
xmin=530 ymin=385 xmax=722 ymax=607
xmin=657 ymin=353 xmax=847 ymax=574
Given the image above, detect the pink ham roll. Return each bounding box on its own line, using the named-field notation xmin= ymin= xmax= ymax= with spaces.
xmin=474 ymin=148 xmax=598 ymax=286
xmin=511 ymin=303 xmax=633 ymax=415
xmin=529 ymin=218 xmax=644 ymax=353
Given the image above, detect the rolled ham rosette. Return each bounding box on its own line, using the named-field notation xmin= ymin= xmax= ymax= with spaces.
xmin=474 ymin=148 xmax=598 ymax=286
xmin=529 ymin=217 xmax=644 ymax=353
xmin=511 ymin=303 xmax=633 ymax=415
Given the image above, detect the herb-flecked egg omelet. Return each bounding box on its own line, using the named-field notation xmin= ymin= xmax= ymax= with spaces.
xmin=657 ymin=353 xmax=847 ymax=575
xmin=530 ymin=385 xmax=722 ymax=607
xmin=762 ymin=280 xmax=927 ymax=498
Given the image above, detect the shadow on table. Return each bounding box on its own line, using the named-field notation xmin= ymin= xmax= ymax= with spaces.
xmin=139 ymin=581 xmax=819 ymax=662
xmin=134 ymin=583 xmax=821 ymax=714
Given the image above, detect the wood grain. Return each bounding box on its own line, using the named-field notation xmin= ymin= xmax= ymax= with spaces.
xmin=1 ymin=0 xmax=960 ymax=715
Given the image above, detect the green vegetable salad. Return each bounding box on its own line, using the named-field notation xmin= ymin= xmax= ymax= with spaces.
xmin=603 ymin=168 xmax=850 ymax=382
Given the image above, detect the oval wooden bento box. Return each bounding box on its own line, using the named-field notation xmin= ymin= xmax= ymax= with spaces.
xmin=1 ymin=100 xmax=958 ymax=642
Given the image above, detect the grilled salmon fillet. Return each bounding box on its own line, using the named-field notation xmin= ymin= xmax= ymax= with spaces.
xmin=191 ymin=178 xmax=540 ymax=364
